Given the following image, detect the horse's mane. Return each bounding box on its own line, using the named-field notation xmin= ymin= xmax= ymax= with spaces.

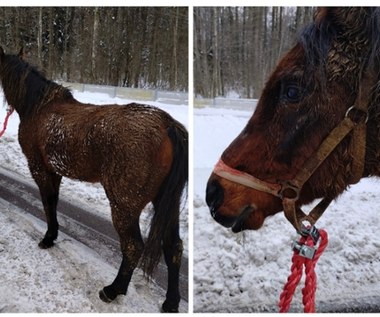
xmin=299 ymin=8 xmax=380 ymax=83
xmin=0 ymin=54 xmax=73 ymax=117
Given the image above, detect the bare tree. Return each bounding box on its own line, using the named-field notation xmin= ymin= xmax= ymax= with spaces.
xmin=0 ymin=7 xmax=188 ymax=91
xmin=194 ymin=7 xmax=315 ymax=98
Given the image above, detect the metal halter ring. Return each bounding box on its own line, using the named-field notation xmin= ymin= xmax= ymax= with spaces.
xmin=279 ymin=181 xmax=300 ymax=200
xmin=345 ymin=106 xmax=368 ymax=124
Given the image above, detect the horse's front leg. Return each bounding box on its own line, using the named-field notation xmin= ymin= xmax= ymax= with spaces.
xmin=31 ymin=167 xmax=62 ymax=248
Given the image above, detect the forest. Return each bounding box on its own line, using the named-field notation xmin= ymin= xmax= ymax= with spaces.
xmin=0 ymin=7 xmax=188 ymax=91
xmin=194 ymin=7 xmax=315 ymax=98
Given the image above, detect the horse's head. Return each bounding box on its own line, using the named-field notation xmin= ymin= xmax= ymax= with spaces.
xmin=206 ymin=7 xmax=380 ymax=232
xmin=0 ymin=47 xmax=25 ymax=67
xmin=0 ymin=47 xmax=29 ymax=110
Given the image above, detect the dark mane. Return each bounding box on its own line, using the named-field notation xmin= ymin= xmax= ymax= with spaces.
xmin=0 ymin=54 xmax=73 ymax=117
xmin=299 ymin=21 xmax=336 ymax=71
xmin=299 ymin=8 xmax=380 ymax=79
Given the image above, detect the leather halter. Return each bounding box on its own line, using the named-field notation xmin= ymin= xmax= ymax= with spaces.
xmin=214 ymin=71 xmax=373 ymax=233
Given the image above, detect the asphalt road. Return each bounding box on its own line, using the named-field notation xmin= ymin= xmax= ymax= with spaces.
xmin=0 ymin=167 xmax=188 ymax=305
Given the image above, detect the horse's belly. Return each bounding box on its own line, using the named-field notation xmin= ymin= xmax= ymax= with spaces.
xmin=46 ymin=151 xmax=101 ymax=183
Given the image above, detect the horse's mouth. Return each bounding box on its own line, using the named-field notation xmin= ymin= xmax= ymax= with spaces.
xmin=231 ymin=206 xmax=255 ymax=233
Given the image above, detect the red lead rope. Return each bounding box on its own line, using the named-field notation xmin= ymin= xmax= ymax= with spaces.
xmin=0 ymin=108 xmax=14 ymax=138
xmin=279 ymin=227 xmax=328 ymax=313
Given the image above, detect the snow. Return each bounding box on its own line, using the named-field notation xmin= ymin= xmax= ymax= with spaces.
xmin=0 ymin=197 xmax=175 ymax=313
xmin=194 ymin=106 xmax=380 ymax=312
xmin=0 ymin=90 xmax=188 ymax=313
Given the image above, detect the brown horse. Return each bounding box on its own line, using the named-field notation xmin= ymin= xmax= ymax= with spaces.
xmin=0 ymin=47 xmax=188 ymax=312
xmin=206 ymin=7 xmax=380 ymax=233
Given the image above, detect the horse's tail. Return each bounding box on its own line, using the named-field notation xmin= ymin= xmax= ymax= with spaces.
xmin=140 ymin=119 xmax=188 ymax=277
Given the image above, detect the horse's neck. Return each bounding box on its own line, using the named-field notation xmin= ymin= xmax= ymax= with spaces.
xmin=7 ymin=80 xmax=51 ymax=120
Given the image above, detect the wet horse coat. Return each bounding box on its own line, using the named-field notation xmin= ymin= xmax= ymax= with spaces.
xmin=0 ymin=47 xmax=188 ymax=312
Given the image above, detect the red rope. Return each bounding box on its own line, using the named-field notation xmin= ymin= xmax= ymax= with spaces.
xmin=279 ymin=228 xmax=328 ymax=313
xmin=0 ymin=108 xmax=14 ymax=138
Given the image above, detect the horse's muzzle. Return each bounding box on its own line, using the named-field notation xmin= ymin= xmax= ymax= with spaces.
xmin=206 ymin=179 xmax=250 ymax=231
xmin=206 ymin=179 xmax=234 ymax=227
xmin=206 ymin=179 xmax=224 ymax=217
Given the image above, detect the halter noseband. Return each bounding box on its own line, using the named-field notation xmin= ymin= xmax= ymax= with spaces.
xmin=213 ymin=72 xmax=373 ymax=233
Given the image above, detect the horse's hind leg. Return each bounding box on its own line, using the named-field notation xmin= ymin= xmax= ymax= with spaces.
xmin=32 ymin=168 xmax=62 ymax=248
xmin=153 ymin=197 xmax=183 ymax=313
xmin=99 ymin=210 xmax=143 ymax=302
xmin=161 ymin=222 xmax=183 ymax=313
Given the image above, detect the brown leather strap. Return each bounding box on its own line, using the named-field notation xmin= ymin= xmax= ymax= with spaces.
xmin=348 ymin=69 xmax=374 ymax=183
xmin=290 ymin=117 xmax=356 ymax=190
xmin=350 ymin=123 xmax=367 ymax=183
xmin=283 ymin=196 xmax=333 ymax=233
xmin=281 ymin=117 xmax=356 ymax=231
xmin=283 ymin=68 xmax=373 ymax=231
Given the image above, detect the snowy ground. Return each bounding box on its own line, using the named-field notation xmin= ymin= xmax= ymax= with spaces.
xmin=0 ymin=197 xmax=178 ymax=313
xmin=0 ymin=90 xmax=188 ymax=313
xmin=194 ymin=106 xmax=380 ymax=312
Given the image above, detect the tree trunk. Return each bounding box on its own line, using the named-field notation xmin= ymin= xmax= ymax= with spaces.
xmin=37 ymin=7 xmax=43 ymax=62
xmin=91 ymin=7 xmax=99 ymax=82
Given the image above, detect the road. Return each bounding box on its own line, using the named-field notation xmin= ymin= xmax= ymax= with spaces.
xmin=0 ymin=167 xmax=188 ymax=306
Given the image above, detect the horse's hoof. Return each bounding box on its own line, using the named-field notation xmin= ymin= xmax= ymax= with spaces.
xmin=99 ymin=289 xmax=114 ymax=303
xmin=161 ymin=300 xmax=179 ymax=313
xmin=38 ymin=239 xmax=55 ymax=249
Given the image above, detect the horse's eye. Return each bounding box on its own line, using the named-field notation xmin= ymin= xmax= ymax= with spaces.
xmin=287 ymin=87 xmax=300 ymax=99
xmin=281 ymin=84 xmax=303 ymax=103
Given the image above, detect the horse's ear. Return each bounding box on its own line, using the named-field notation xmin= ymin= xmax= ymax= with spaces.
xmin=314 ymin=7 xmax=330 ymax=25
xmin=18 ymin=47 xmax=25 ymax=60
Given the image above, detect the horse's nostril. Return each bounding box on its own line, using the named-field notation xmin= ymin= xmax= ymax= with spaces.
xmin=206 ymin=179 xmax=224 ymax=215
